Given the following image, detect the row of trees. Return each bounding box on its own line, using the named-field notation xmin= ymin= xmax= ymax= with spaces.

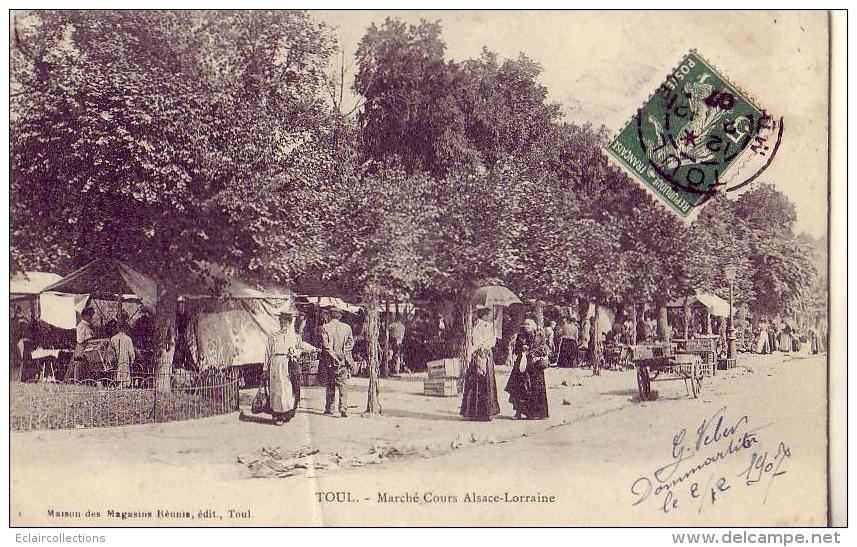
xmin=11 ymin=12 xmax=820 ymax=403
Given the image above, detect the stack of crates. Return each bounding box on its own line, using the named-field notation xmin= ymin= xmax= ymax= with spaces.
xmin=299 ymin=351 xmax=321 ymax=386
xmin=424 ymin=358 xmax=461 ymax=396
xmin=683 ymin=338 xmax=717 ymax=377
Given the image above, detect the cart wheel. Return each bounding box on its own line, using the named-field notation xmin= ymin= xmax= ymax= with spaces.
xmin=636 ymin=366 xmax=651 ymax=401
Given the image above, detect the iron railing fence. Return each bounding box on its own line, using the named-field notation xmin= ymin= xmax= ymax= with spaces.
xmin=10 ymin=369 xmax=240 ymax=431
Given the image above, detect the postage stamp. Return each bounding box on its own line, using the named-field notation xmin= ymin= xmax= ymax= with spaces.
xmin=606 ymin=50 xmax=782 ymax=221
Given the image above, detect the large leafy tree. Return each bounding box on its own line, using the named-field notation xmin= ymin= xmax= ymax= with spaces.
xmin=326 ymin=164 xmax=442 ymax=411
xmin=354 ymin=18 xmax=470 ymax=177
xmin=11 ymin=10 xmax=341 ymax=387
xmin=733 ymin=184 xmax=817 ymax=317
xmin=685 ymin=194 xmax=755 ymax=305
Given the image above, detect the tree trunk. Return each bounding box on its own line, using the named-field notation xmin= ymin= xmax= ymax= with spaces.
xmin=460 ymin=301 xmax=473 ymax=393
xmin=577 ymin=297 xmax=588 ymax=323
xmin=381 ymin=300 xmax=390 ymax=378
xmin=631 ymin=304 xmax=638 ymax=345
xmin=683 ymin=301 xmax=691 ymax=339
xmin=153 ymin=284 xmax=178 ymax=393
xmin=657 ymin=303 xmax=671 ymax=343
xmin=534 ymin=299 xmax=545 ymax=328
xmin=363 ymin=292 xmax=382 ymax=414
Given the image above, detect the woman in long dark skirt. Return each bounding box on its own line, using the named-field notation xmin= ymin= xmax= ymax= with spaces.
xmin=461 ymin=307 xmax=501 ymax=421
xmin=556 ymin=316 xmax=579 ymax=368
xmin=504 ymin=315 xmax=550 ymax=420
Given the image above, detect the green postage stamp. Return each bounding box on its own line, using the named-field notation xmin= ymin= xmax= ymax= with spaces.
xmin=606 ymin=50 xmax=782 ymax=221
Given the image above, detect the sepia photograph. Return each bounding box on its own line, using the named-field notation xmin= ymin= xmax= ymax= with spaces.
xmin=7 ymin=8 xmax=844 ymax=528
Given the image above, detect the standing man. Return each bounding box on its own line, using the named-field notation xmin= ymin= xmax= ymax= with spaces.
xmin=321 ymin=306 xmax=355 ymax=418
xmin=109 ymin=312 xmax=136 ymax=387
xmin=388 ymin=317 xmax=406 ymax=375
xmin=71 ymin=307 xmax=96 ymax=382
xmin=587 ymin=316 xmax=600 ymax=375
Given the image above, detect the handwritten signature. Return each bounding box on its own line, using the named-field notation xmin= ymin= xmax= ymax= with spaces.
xmin=631 ymin=406 xmax=789 ymax=514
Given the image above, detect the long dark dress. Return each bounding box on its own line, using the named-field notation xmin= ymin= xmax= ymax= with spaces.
xmin=460 ymin=348 xmax=501 ymax=420
xmin=504 ymin=329 xmax=549 ymax=419
xmin=556 ymin=339 xmax=578 ymax=368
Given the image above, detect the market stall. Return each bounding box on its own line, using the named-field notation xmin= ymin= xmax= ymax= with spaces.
xmin=180 ymin=264 xmax=296 ymax=386
xmin=40 ymin=259 xmax=158 ymax=383
xmin=667 ymin=292 xmax=730 ymax=376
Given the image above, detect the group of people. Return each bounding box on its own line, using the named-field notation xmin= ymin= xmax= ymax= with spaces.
xmin=71 ymin=306 xmax=137 ymax=386
xmin=256 ymin=303 xmax=826 ymax=428
xmin=544 ymin=314 xmax=635 ymax=373
xmin=545 ymin=316 xmax=607 ymax=374
xmin=459 ymin=309 xmax=550 ymax=422
xmin=261 ymin=303 xmax=355 ymax=426
xmin=752 ymin=319 xmax=822 ymax=355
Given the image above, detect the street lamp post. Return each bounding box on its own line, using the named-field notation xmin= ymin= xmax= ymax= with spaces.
xmin=724 ymin=264 xmax=738 ymax=360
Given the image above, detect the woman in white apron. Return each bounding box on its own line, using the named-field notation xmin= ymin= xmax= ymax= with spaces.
xmin=263 ymin=304 xmax=316 ymax=426
xmin=755 ymin=319 xmax=770 ymax=354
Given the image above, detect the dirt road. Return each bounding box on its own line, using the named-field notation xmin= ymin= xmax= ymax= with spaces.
xmin=11 ymin=352 xmax=827 ymax=526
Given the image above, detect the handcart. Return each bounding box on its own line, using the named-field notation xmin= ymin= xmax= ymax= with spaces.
xmin=633 ymin=344 xmax=703 ymax=401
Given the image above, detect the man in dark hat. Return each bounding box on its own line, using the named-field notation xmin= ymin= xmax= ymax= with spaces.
xmin=320 ymin=305 xmax=354 ymax=417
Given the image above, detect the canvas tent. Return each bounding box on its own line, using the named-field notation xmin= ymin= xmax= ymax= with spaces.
xmin=181 ymin=263 xmax=295 ymax=369
xmin=183 ymin=261 xmax=293 ymax=301
xmin=10 ymin=271 xmax=64 ymax=323
xmin=44 ymin=259 xmax=158 ymax=312
xmin=182 ymin=297 xmax=291 ymax=368
xmin=38 ymin=293 xmax=91 ymax=330
xmin=11 ymin=272 xmax=63 ymax=301
xmin=295 ymin=295 xmax=361 ymax=314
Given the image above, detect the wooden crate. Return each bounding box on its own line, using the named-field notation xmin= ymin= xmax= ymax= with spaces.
xmin=672 ymin=353 xmax=713 ymax=377
xmin=300 ymin=372 xmax=321 ymax=387
xmin=633 ymin=344 xmax=673 ymax=361
xmin=427 ymin=358 xmax=461 ymax=379
xmin=300 ymin=360 xmax=320 ymax=374
xmin=423 ymin=378 xmax=459 ymax=397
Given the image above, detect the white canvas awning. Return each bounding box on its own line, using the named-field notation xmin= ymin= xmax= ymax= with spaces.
xmin=10 ymin=272 xmax=63 ymax=299
xmin=668 ymin=292 xmax=730 ymax=317
xmin=38 ymin=293 xmax=90 ymax=329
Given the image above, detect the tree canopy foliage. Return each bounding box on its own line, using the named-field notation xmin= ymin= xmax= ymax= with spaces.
xmin=12 ymin=11 xmax=821 ymax=332
xmin=12 ymin=10 xmax=341 ymax=287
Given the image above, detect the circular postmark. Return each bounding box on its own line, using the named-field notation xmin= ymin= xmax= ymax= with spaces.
xmin=607 ymin=51 xmax=785 ymax=218
xmin=636 ymin=103 xmax=784 ymax=207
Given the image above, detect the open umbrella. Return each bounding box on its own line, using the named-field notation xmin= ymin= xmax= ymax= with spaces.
xmin=470 ymin=285 xmax=521 ymax=308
